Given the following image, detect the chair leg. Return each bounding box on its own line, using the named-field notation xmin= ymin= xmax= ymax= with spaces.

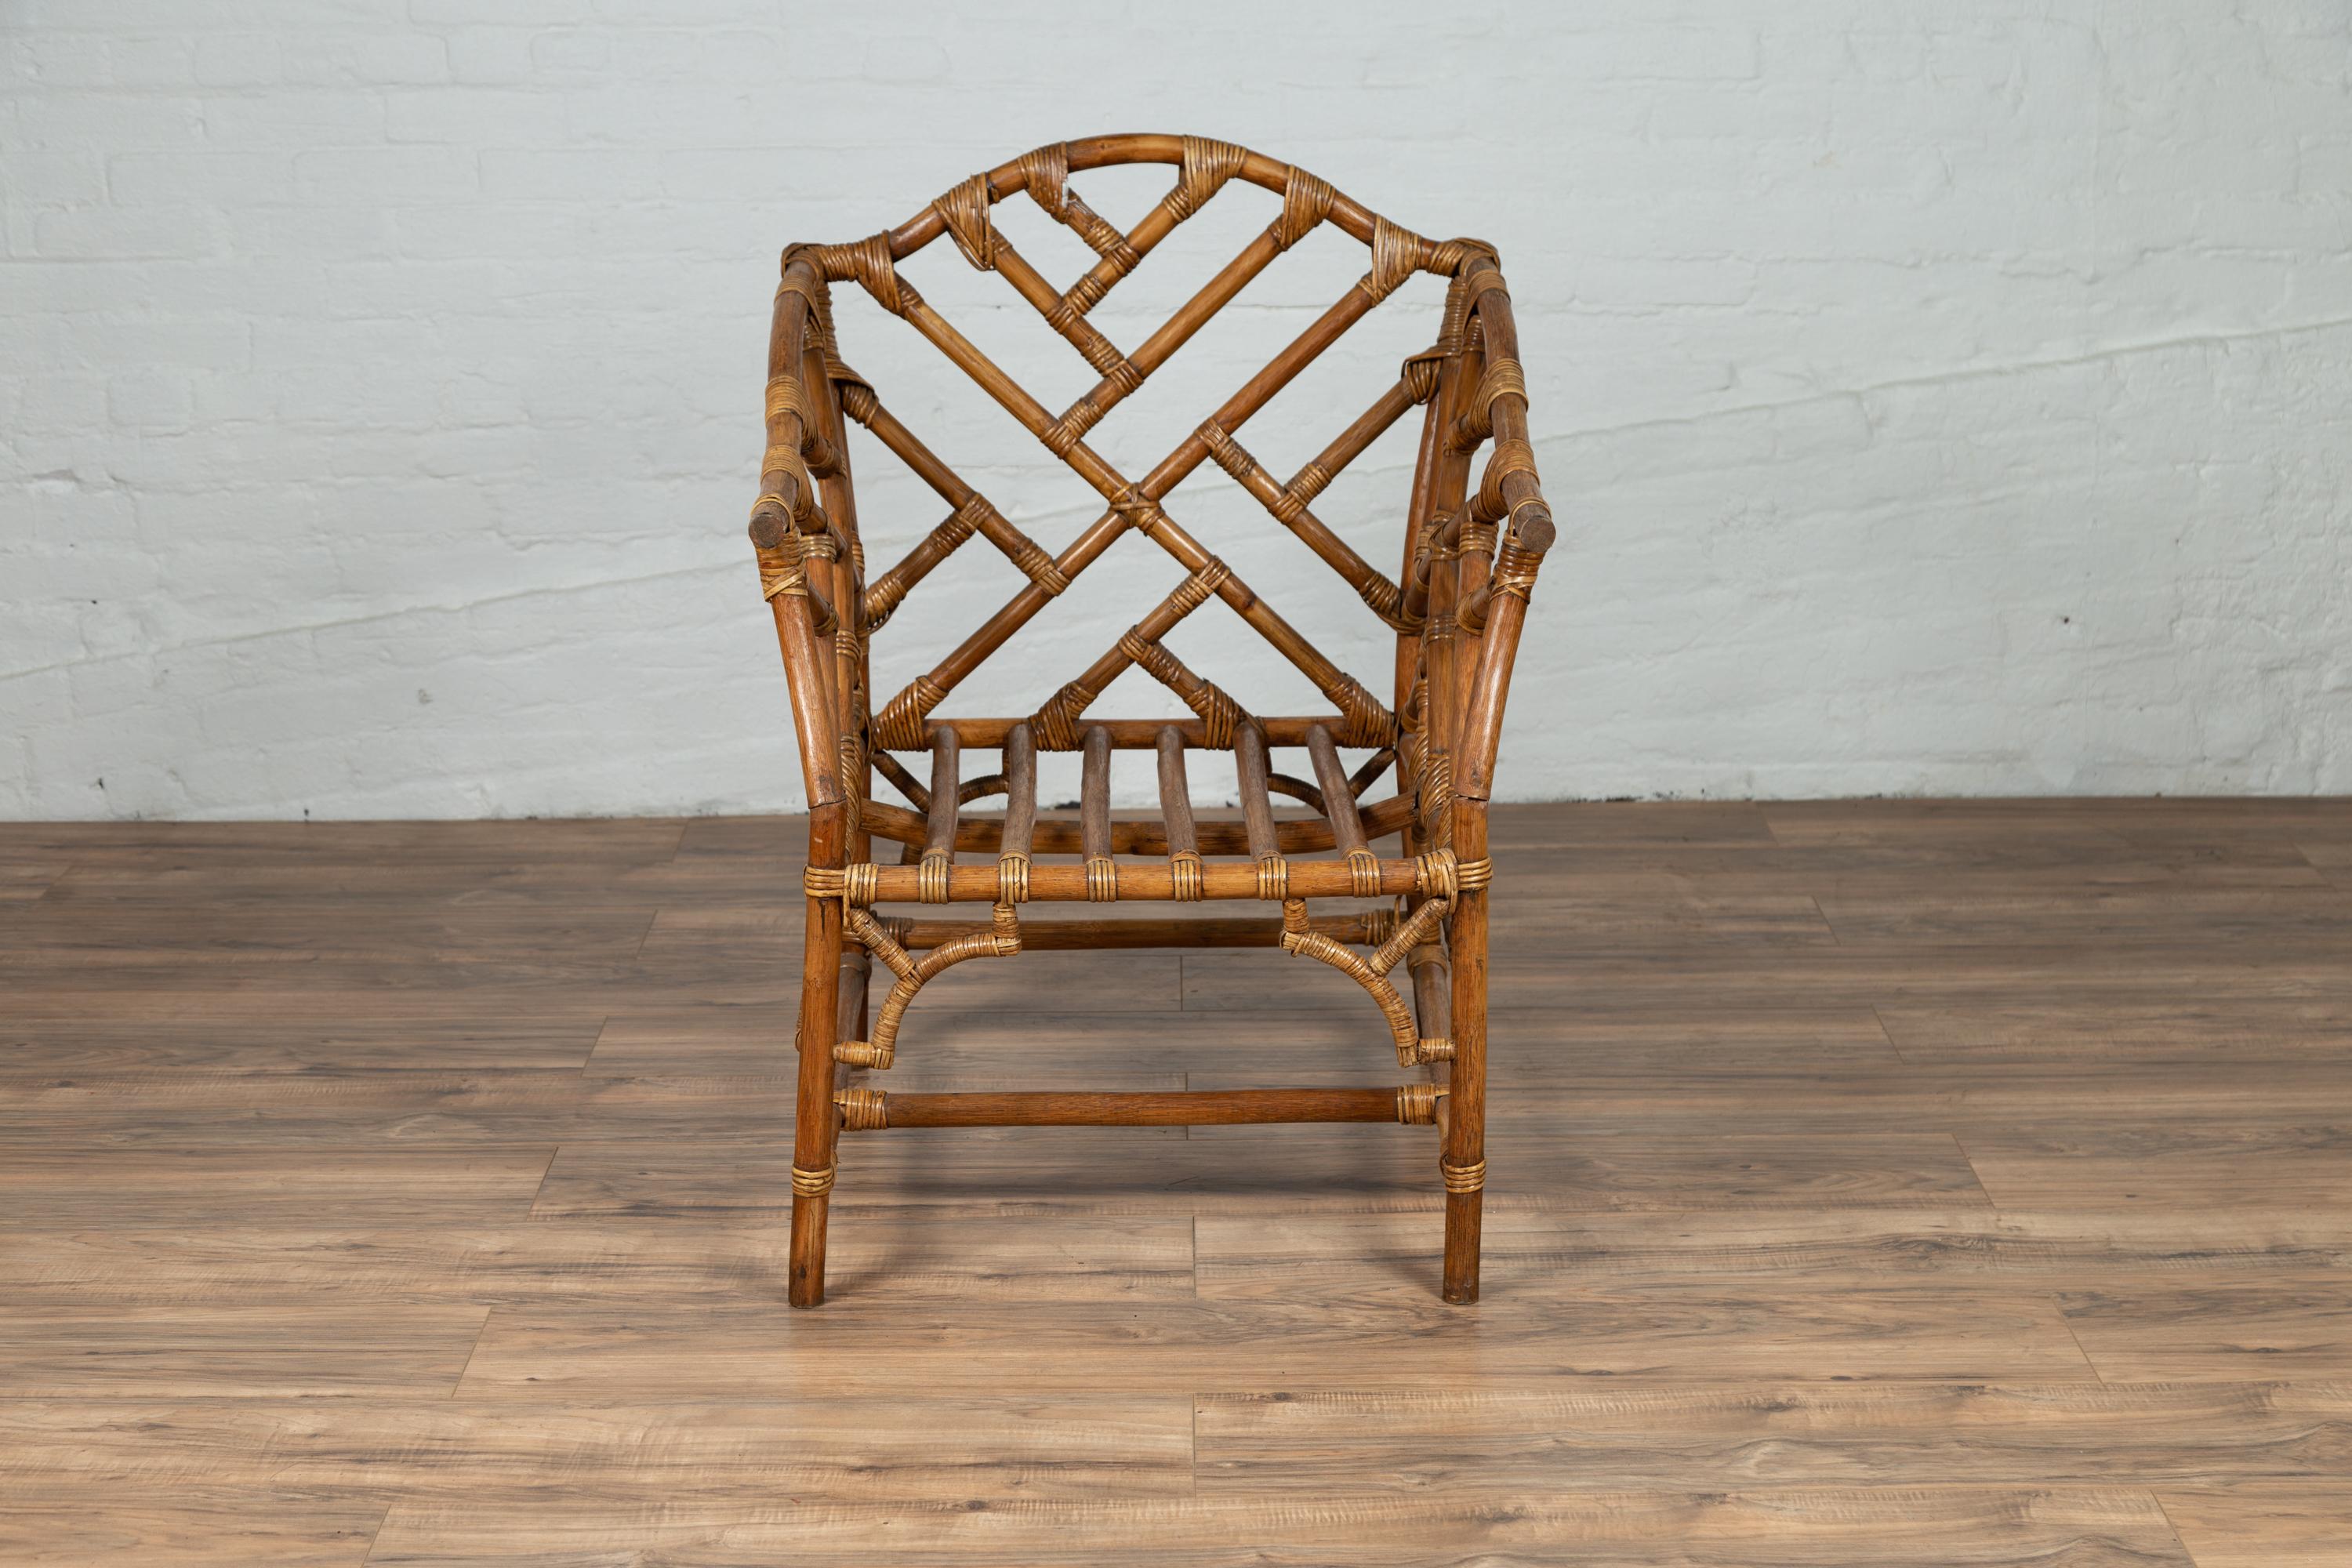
xmin=855 ymin=951 xmax=871 ymax=1040
xmin=789 ymin=810 xmax=848 ymax=1308
xmin=1441 ymin=818 xmax=1489 ymax=1304
xmin=837 ymin=946 xmax=871 ymax=1046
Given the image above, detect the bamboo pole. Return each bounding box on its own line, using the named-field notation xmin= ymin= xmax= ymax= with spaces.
xmin=858 ymin=1087 xmax=1437 ymax=1128
xmin=856 ymin=853 xmax=1436 ymax=905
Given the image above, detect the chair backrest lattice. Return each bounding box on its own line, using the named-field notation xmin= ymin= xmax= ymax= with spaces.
xmin=750 ymin=133 xmax=1554 ymax=833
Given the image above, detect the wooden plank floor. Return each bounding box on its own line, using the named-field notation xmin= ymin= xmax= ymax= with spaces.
xmin=5 ymin=800 xmax=2352 ymax=1565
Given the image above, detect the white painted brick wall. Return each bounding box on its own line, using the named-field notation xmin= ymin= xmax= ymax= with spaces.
xmin=4 ymin=0 xmax=2349 ymax=818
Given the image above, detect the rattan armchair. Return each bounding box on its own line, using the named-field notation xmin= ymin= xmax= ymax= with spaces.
xmin=746 ymin=136 xmax=1555 ymax=1306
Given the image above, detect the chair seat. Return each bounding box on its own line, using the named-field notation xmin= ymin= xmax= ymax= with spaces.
xmin=834 ymin=717 xmax=1477 ymax=906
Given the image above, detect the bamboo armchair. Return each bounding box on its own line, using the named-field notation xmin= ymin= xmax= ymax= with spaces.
xmin=747 ymin=136 xmax=1555 ymax=1306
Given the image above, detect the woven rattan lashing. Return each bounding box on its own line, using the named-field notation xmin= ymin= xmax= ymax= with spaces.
xmin=747 ymin=136 xmax=1555 ymax=1307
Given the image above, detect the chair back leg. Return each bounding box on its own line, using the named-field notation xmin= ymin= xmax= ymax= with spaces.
xmin=789 ymin=804 xmax=849 ymax=1308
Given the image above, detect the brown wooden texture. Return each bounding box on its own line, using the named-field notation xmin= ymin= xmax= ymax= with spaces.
xmin=1156 ymin=726 xmax=1200 ymax=874
xmin=860 ymin=791 xmax=1417 ymax=856
xmin=743 ymin=138 xmax=1559 ymax=1301
xmin=5 ymin=801 xmax=2352 ymax=1559
xmin=869 ymin=1087 xmax=1424 ymax=1127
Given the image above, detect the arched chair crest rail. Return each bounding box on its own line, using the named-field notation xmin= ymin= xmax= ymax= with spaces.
xmin=746 ymin=134 xmax=1555 ymax=1306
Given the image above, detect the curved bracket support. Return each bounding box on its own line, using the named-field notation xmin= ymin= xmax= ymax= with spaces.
xmin=836 ymin=902 xmax=1021 ymax=1069
xmin=1278 ymin=895 xmax=1454 ymax=1066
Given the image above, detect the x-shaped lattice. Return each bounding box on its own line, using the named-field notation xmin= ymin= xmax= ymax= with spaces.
xmin=800 ymin=136 xmax=1482 ymax=753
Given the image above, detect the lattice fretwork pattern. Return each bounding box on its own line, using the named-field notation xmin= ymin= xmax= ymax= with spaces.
xmin=742 ymin=135 xmax=1556 ymax=1310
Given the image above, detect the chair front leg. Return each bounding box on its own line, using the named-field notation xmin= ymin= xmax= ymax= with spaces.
xmin=789 ymin=804 xmax=849 ymax=1308
xmin=1440 ymin=804 xmax=1490 ymax=1304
